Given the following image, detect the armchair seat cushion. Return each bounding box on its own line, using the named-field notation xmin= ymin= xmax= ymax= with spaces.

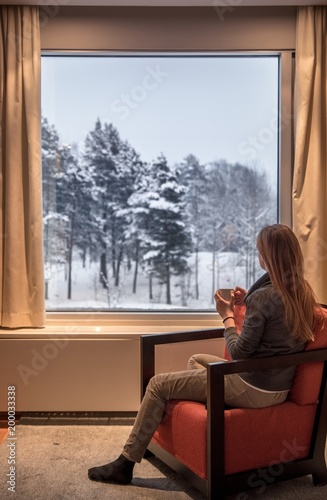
xmin=152 ymin=401 xmax=207 ymax=479
xmin=152 ymin=399 xmax=317 ymax=478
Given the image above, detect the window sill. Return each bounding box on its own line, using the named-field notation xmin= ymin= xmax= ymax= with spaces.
xmin=0 ymin=311 xmax=223 ymax=339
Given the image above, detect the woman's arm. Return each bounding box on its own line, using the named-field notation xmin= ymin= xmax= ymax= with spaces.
xmin=224 ymin=292 xmax=267 ymax=359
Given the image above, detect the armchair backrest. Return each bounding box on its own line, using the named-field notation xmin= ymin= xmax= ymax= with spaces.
xmin=288 ymin=308 xmax=327 ymax=405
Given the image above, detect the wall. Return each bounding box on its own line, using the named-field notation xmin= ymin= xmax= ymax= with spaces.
xmin=1 ymin=5 xmax=296 ymax=412
xmin=0 ymin=328 xmax=225 ymax=412
xmin=40 ymin=6 xmax=296 ymax=51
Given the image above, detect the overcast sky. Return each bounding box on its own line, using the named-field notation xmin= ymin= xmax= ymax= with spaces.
xmin=41 ymin=54 xmax=278 ymax=184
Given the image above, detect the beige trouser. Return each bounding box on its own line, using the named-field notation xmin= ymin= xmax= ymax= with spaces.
xmin=122 ymin=353 xmax=288 ymax=463
xmin=188 ymin=353 xmax=288 ymax=408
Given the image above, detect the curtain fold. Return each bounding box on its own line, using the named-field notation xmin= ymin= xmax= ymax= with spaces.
xmin=293 ymin=6 xmax=327 ymax=304
xmin=0 ymin=6 xmax=45 ymax=327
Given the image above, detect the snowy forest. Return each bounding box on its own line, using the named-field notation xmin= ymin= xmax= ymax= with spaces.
xmin=42 ymin=117 xmax=276 ymax=311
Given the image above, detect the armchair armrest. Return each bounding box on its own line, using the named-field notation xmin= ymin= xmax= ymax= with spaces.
xmin=141 ymin=328 xmax=327 ymax=397
xmin=141 ymin=328 xmax=224 ymax=397
xmin=209 ymin=347 xmax=327 ymax=376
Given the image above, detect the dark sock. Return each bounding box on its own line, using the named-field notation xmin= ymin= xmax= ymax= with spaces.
xmin=88 ymin=454 xmax=135 ymax=485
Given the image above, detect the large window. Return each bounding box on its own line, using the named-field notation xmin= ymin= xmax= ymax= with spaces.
xmin=41 ymin=54 xmax=279 ymax=311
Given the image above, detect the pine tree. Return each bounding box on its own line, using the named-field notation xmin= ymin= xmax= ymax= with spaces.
xmin=84 ymin=119 xmax=122 ymax=290
xmin=201 ymin=161 xmax=233 ymax=297
xmin=142 ymin=154 xmax=192 ymax=305
xmin=112 ymin=141 xmax=144 ymax=288
xmin=41 ymin=117 xmax=63 ymax=300
xmin=124 ymin=161 xmax=152 ymax=295
xmin=179 ymin=154 xmax=207 ymax=300
xmin=55 ymin=144 xmax=97 ymax=300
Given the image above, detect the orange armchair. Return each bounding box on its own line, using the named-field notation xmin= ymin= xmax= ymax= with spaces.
xmin=141 ymin=306 xmax=327 ymax=498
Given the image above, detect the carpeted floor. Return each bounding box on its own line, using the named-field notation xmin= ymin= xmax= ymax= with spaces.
xmin=0 ymin=422 xmax=326 ymax=500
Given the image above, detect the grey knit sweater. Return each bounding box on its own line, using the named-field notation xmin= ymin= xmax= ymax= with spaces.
xmin=224 ymin=277 xmax=305 ymax=391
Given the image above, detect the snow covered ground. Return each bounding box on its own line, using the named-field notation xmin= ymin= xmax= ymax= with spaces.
xmin=46 ymin=251 xmax=264 ymax=311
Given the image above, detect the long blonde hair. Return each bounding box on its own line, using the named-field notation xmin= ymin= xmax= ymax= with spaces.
xmin=256 ymin=224 xmax=321 ymax=342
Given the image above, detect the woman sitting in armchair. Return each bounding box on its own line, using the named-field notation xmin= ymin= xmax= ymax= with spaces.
xmin=88 ymin=223 xmax=322 ymax=486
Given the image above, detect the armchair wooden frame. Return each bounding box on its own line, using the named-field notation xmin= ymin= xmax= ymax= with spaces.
xmin=141 ymin=328 xmax=327 ymax=499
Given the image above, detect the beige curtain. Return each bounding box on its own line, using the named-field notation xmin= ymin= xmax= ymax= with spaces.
xmin=293 ymin=6 xmax=327 ymax=304
xmin=0 ymin=6 xmax=45 ymax=327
